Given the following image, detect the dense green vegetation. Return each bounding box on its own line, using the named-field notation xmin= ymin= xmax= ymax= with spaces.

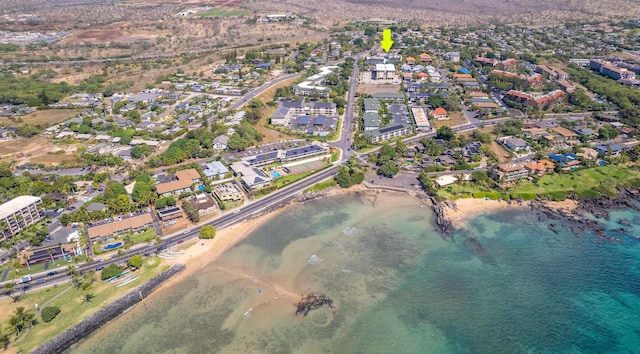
xmin=127 ymin=255 xmax=143 ymax=269
xmin=40 ymin=306 xmax=60 ymax=323
xmin=334 ymin=157 xmax=365 ymax=188
xmin=565 ymin=65 xmax=640 ymax=127
xmin=199 ymin=225 xmax=216 ymax=239
xmin=100 ymin=264 xmax=122 ymax=281
xmin=0 ymin=72 xmax=133 ymax=106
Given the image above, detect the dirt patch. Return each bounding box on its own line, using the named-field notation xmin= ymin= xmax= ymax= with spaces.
xmin=252 ymin=78 xmax=298 ymax=144
xmin=13 ymin=109 xmax=78 ymax=128
xmin=0 ymin=137 xmax=81 ymax=166
xmin=357 ymin=84 xmax=402 ymax=95
xmin=489 ymin=141 xmax=511 ymax=161
xmin=69 ymin=28 xmax=157 ymax=44
xmin=431 ymin=112 xmax=468 ymax=128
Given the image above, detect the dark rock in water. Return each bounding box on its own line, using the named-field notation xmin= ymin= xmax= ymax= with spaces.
xmin=463 ymin=235 xmax=496 ymax=265
xmin=431 ymin=200 xmax=454 ymax=238
xmin=618 ymin=219 xmax=632 ymax=227
xmin=295 ymin=293 xmax=335 ymax=317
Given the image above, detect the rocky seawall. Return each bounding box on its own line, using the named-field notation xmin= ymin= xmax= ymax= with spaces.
xmin=30 ymin=264 xmax=186 ymax=354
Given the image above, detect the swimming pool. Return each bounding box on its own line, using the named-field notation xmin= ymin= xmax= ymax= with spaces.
xmin=103 ymin=242 xmax=123 ymax=251
xmin=198 ymin=185 xmax=205 ymax=191
xmin=270 ymin=171 xmax=282 ymax=178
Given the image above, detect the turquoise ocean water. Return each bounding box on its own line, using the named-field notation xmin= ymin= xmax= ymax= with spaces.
xmin=69 ymin=193 xmax=640 ymax=353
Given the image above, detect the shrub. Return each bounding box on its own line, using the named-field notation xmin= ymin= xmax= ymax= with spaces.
xmin=100 ymin=264 xmax=123 ymax=281
xmin=575 ymin=188 xmax=600 ymax=199
xmin=517 ymin=193 xmax=538 ymax=201
xmin=547 ymin=191 xmax=568 ymax=201
xmin=41 ymin=306 xmax=60 ymax=322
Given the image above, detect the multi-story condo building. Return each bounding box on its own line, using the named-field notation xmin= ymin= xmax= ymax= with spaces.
xmin=0 ymin=196 xmax=45 ymax=240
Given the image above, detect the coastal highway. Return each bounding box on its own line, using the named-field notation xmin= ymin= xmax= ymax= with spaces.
xmin=2 ymin=165 xmax=339 ymax=294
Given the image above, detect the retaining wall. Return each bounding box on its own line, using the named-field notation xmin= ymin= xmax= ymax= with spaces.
xmin=31 ymin=264 xmax=186 ymax=354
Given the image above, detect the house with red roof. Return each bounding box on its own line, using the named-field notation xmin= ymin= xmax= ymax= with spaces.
xmin=431 ymin=107 xmax=448 ymax=120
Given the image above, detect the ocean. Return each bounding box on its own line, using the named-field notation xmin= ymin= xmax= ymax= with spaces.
xmin=69 ymin=193 xmax=640 ymax=353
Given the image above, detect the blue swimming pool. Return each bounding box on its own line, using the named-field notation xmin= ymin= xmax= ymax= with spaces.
xmin=103 ymin=242 xmax=123 ymax=251
xmin=198 ymin=185 xmax=205 ymax=191
xmin=271 ymin=171 xmax=282 ymax=178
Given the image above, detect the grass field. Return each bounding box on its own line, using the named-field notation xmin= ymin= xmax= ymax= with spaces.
xmin=129 ymin=228 xmax=156 ymax=244
xmin=7 ymin=256 xmax=164 ymax=353
xmin=305 ymin=179 xmax=338 ymax=192
xmin=198 ymin=8 xmax=246 ymax=17
xmin=439 ymin=165 xmax=638 ymax=200
xmin=510 ymin=165 xmax=634 ymax=195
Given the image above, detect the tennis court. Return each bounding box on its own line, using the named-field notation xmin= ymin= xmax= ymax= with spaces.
xmin=284 ymin=160 xmax=328 ymax=174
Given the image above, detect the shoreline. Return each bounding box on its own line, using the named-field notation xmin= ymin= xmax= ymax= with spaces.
xmin=442 ymin=197 xmax=580 ymax=225
xmin=146 ymin=183 xmax=418 ymax=300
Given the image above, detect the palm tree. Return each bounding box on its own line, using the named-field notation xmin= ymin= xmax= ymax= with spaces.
xmin=8 ymin=306 xmax=35 ymax=336
xmin=47 ymin=248 xmax=55 ymax=263
xmin=21 ymin=252 xmax=30 ymax=270
xmin=59 ymin=243 xmax=66 ymax=260
xmin=4 ymin=282 xmax=17 ymax=302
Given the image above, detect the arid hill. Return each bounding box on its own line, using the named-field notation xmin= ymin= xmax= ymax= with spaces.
xmin=241 ymin=0 xmax=640 ymax=26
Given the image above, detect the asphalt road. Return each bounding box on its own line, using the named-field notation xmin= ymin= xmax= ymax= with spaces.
xmin=226 ymin=72 xmax=302 ymax=111
xmin=3 ymin=165 xmax=338 ymax=293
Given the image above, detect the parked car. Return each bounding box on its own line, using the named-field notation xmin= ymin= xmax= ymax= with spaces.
xmin=46 ymin=271 xmax=57 ymax=277
xmin=95 ymin=266 xmax=104 ymax=271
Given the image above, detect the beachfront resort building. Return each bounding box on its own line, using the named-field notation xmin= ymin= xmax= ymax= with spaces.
xmin=0 ymin=196 xmax=45 ymax=240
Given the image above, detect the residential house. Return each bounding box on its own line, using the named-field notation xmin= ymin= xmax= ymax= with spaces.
xmin=524 ymin=159 xmax=555 ymax=176
xmin=213 ymin=183 xmax=244 ymax=202
xmin=202 ymin=161 xmax=229 ymax=180
xmin=492 ymin=163 xmax=528 ymax=182
xmin=186 ymin=193 xmax=217 ymax=215
xmin=500 ymin=136 xmax=530 ymax=152
xmin=595 ymin=143 xmax=626 ymax=157
xmin=155 ymin=168 xmax=201 ymax=197
xmin=430 ymin=107 xmax=448 ymax=120
xmin=157 ymin=206 xmax=182 ymax=222
xmin=230 ymin=162 xmax=273 ymax=191
xmin=212 ymin=135 xmax=229 ymax=150
xmin=573 ymin=127 xmax=597 ymax=139
xmin=551 ymin=126 xmax=578 ymax=143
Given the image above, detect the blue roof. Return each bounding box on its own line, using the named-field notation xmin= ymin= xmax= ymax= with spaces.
xmin=548 ymin=153 xmax=577 ymax=164
xmin=314 ymin=115 xmax=326 ymax=125
xmin=298 ymin=115 xmax=310 ymax=125
xmin=458 ymin=67 xmax=471 ymax=74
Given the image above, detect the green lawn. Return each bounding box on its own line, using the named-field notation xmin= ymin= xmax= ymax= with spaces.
xmin=129 ymin=229 xmax=156 ymax=244
xmin=439 ymin=165 xmax=638 ymax=201
xmin=13 ymin=256 xmax=163 ymax=352
xmin=305 ymin=179 xmax=338 ymax=192
xmin=511 ymin=165 xmax=634 ymax=195
xmin=275 ymin=170 xmax=316 ymax=188
xmin=198 ymin=8 xmax=246 ymax=17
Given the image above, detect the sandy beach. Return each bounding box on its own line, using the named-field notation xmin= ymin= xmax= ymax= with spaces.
xmin=443 ymin=198 xmax=527 ymax=224
xmin=443 ymin=197 xmax=580 ymax=225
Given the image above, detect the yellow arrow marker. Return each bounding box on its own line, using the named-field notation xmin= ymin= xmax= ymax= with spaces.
xmin=380 ymin=29 xmax=394 ymax=53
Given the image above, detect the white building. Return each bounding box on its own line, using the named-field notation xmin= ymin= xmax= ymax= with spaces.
xmin=0 ymin=196 xmax=45 ymax=240
xmin=374 ymin=64 xmax=396 ymax=81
